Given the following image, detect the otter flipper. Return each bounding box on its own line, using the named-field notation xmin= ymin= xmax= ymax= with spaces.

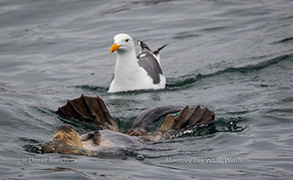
xmin=56 ymin=94 xmax=118 ymax=131
xmin=128 ymin=106 xmax=183 ymax=136
xmin=128 ymin=105 xmax=215 ymax=139
xmin=158 ymin=105 xmax=215 ymax=134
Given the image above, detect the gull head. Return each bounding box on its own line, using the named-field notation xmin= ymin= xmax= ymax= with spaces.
xmin=110 ymin=33 xmax=134 ymax=54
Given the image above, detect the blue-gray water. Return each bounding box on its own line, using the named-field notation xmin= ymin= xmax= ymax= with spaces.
xmin=1 ymin=0 xmax=293 ymax=179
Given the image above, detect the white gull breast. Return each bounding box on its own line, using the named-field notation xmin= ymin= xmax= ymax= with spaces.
xmin=108 ymin=33 xmax=167 ymax=93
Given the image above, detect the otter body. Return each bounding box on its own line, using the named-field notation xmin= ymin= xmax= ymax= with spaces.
xmin=80 ymin=130 xmax=145 ymax=151
xmin=41 ymin=95 xmax=215 ymax=156
xmin=41 ymin=125 xmax=145 ymax=156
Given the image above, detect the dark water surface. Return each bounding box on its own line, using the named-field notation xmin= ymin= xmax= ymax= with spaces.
xmin=1 ymin=0 xmax=293 ymax=179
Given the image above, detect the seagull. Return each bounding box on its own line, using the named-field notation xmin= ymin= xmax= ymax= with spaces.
xmin=108 ymin=33 xmax=167 ymax=93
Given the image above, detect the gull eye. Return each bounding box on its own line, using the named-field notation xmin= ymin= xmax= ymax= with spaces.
xmin=125 ymin=39 xmax=129 ymax=42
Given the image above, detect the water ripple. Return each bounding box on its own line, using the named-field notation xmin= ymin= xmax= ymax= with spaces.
xmin=166 ymin=53 xmax=292 ymax=90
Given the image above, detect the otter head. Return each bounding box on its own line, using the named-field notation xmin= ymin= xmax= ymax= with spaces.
xmin=50 ymin=124 xmax=83 ymax=148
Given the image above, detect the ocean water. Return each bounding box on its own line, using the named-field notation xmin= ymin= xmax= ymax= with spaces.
xmin=0 ymin=0 xmax=293 ymax=179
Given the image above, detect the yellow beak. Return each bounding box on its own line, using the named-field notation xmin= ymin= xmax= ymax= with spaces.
xmin=110 ymin=43 xmax=121 ymax=53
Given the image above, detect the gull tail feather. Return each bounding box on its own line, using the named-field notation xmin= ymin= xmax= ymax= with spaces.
xmin=153 ymin=44 xmax=168 ymax=56
xmin=137 ymin=40 xmax=151 ymax=51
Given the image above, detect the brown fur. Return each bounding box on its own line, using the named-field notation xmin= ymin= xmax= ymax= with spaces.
xmin=127 ymin=128 xmax=148 ymax=136
xmin=157 ymin=114 xmax=176 ymax=133
xmin=45 ymin=95 xmax=216 ymax=156
xmin=42 ymin=124 xmax=98 ymax=156
xmin=50 ymin=124 xmax=83 ymax=148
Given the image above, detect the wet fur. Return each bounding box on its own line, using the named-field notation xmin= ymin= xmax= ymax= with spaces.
xmin=42 ymin=124 xmax=98 ymax=156
xmin=50 ymin=124 xmax=83 ymax=148
xmin=42 ymin=95 xmax=215 ymax=156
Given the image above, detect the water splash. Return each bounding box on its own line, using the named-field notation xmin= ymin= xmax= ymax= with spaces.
xmin=170 ymin=117 xmax=248 ymax=139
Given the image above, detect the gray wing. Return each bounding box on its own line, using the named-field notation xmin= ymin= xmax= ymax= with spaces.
xmin=137 ymin=50 xmax=163 ymax=84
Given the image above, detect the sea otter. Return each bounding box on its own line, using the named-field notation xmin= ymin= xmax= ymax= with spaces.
xmin=41 ymin=95 xmax=215 ymax=156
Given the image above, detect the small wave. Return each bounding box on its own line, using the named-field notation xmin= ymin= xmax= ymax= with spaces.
xmin=214 ymin=53 xmax=292 ymax=73
xmin=101 ymin=0 xmax=174 ymax=15
xmin=24 ymin=144 xmax=44 ymax=154
xmin=75 ymin=85 xmax=108 ymax=92
xmin=277 ymin=37 xmax=293 ymax=44
xmin=19 ymin=137 xmax=41 ymax=144
xmin=75 ymin=85 xmax=166 ymax=95
xmin=173 ymin=32 xmax=200 ymax=39
xmin=166 ymin=74 xmax=201 ymax=90
xmin=166 ymin=53 xmax=292 ymax=90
